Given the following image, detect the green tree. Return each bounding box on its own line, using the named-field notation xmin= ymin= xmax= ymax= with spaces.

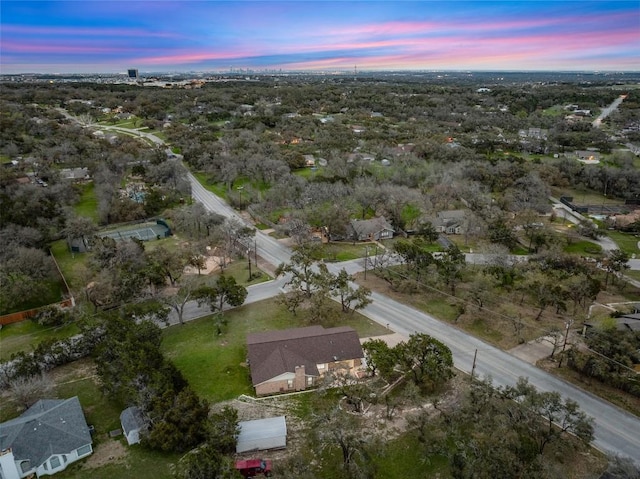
xmin=94 ymin=315 xmax=167 ymax=404
xmin=393 ymin=238 xmax=434 ymax=281
xmin=172 ymin=444 xmax=241 ymax=479
xmin=505 ymin=378 xmax=594 ymax=454
xmin=435 ymin=244 xmax=466 ymax=296
xmin=194 ymin=274 xmax=248 ymax=314
xmin=396 ymin=333 xmax=454 ymax=390
xmin=330 ymin=268 xmax=372 ymax=314
xmin=144 ymin=386 xmax=210 ymax=452
xmin=207 ymin=406 xmax=240 ymax=455
xmin=603 ymin=249 xmax=630 ymax=286
xmin=163 ymin=277 xmax=201 ymax=325
xmin=275 ymin=243 xmax=323 ymax=298
xmin=145 ymin=245 xmax=188 ymax=287
xmin=362 ymin=339 xmax=398 ymax=381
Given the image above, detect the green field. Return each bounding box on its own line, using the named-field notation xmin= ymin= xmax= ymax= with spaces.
xmin=0 ymin=319 xmax=79 ymax=362
xmin=74 ymin=183 xmax=99 ymax=221
xmin=550 ymin=186 xmax=623 ymax=206
xmin=607 ymin=230 xmax=639 ymax=255
xmin=563 ymin=239 xmax=604 ymax=256
xmin=192 ymin=171 xmax=228 ymax=198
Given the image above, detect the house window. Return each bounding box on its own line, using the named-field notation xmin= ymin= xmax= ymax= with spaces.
xmin=287 ymin=379 xmax=293 ymax=389
xmin=77 ymin=445 xmax=92 ymax=457
xmin=307 ymin=377 xmax=313 ymax=386
xmin=50 ymin=456 xmax=61 ymax=469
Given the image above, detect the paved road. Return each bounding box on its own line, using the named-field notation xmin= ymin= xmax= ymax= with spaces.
xmin=593 ymin=95 xmax=626 ymax=128
xmin=188 ymin=172 xmax=292 ymax=268
xmin=184 ymin=174 xmax=640 ymax=463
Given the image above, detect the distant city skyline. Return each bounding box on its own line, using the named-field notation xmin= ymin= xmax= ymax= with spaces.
xmin=1 ymin=1 xmax=639 ymax=74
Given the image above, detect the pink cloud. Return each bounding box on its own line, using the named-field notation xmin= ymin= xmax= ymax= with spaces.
xmin=135 ymin=49 xmax=258 ymax=65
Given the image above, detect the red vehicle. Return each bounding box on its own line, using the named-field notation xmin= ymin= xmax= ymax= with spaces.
xmin=234 ymin=459 xmax=273 ymax=478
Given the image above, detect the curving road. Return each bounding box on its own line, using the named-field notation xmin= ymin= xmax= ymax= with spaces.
xmin=186 ymin=174 xmax=640 ymax=464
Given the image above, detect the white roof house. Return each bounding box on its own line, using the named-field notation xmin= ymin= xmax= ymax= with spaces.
xmin=236 ymin=416 xmax=287 ymax=453
xmin=0 ymin=397 xmax=93 ymax=479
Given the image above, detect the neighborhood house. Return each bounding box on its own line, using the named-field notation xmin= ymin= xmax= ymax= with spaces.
xmin=246 ymin=325 xmax=364 ymax=396
xmin=0 ymin=397 xmax=93 ymax=479
xmin=432 ymin=210 xmax=468 ymax=235
xmin=347 ymin=217 xmax=394 ymax=242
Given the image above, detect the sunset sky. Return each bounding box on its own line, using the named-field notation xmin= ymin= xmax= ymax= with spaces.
xmin=1 ymin=1 xmax=638 ymax=74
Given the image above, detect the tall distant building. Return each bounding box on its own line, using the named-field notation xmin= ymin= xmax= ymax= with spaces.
xmin=127 ymin=69 xmax=139 ymax=80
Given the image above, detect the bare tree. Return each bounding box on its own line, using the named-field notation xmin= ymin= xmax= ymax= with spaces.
xmin=9 ymin=373 xmax=54 ymax=409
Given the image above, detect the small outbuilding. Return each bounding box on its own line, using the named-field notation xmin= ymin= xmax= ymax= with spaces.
xmin=236 ymin=416 xmax=287 ymax=453
xmin=120 ymin=406 xmax=145 ymax=446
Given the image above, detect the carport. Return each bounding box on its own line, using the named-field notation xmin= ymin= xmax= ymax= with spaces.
xmin=236 ymin=416 xmax=287 ymax=453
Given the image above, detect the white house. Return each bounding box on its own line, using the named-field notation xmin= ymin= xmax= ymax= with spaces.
xmin=0 ymin=397 xmax=93 ymax=478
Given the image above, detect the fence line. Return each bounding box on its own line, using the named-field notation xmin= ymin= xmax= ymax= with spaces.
xmin=0 ymin=298 xmax=74 ymax=325
xmin=0 ymin=250 xmax=75 ymax=326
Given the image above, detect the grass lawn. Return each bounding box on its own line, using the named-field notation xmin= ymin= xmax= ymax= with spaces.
xmin=563 ymin=239 xmax=604 ymax=256
xmin=607 ymin=230 xmax=639 ymax=255
xmin=74 ymin=182 xmax=99 ymax=222
xmin=216 ymin=260 xmax=271 ymax=286
xmin=372 ymin=432 xmax=450 ymax=479
xmin=192 ymin=171 xmax=228 ymax=199
xmin=50 ymin=239 xmax=91 ymax=291
xmin=0 ymin=319 xmax=79 ymax=362
xmin=550 ymin=186 xmax=623 ymax=206
xmin=161 ymin=297 xmax=389 ymax=403
xmin=293 ymin=166 xmax=325 ymax=179
xmin=321 ymin=242 xmax=374 ymax=262
xmin=58 ymin=446 xmax=180 ymax=479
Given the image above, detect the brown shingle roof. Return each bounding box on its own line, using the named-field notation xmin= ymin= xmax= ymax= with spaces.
xmin=247 ymin=326 xmax=364 ymax=386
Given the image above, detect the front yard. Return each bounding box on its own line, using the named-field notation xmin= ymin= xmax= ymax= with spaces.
xmin=161 ymin=297 xmax=389 ymax=403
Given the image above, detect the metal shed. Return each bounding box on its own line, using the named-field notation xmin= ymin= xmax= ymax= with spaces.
xmin=236 ymin=416 xmax=287 ymax=453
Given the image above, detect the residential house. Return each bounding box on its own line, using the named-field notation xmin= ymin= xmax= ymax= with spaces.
xmin=575 ymin=150 xmax=601 ymax=163
xmin=60 ymin=168 xmax=90 ymax=181
xmin=433 ymin=210 xmax=468 ymax=235
xmin=303 ymin=155 xmax=316 ymax=167
xmin=0 ymin=397 xmax=93 ymax=478
xmin=347 ymin=217 xmax=394 ymax=242
xmin=120 ymin=406 xmax=145 ymax=446
xmin=247 ymin=326 xmax=364 ymax=396
xmin=236 ymin=416 xmax=287 ymax=453
xmin=310 ymin=226 xmax=330 ymax=244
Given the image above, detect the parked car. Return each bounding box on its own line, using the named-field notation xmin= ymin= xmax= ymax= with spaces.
xmin=235 ymin=459 xmax=272 ymax=478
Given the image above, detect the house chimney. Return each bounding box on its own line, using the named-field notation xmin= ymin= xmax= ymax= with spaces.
xmin=294 ymin=365 xmax=306 ymax=391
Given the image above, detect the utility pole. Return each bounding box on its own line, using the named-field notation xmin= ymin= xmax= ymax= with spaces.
xmin=558 ymin=319 xmax=574 ymax=368
xmin=471 ymin=349 xmax=478 ymax=380
xmin=247 ymin=249 xmax=252 ymax=281
xmin=364 ymin=246 xmax=369 ymax=280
